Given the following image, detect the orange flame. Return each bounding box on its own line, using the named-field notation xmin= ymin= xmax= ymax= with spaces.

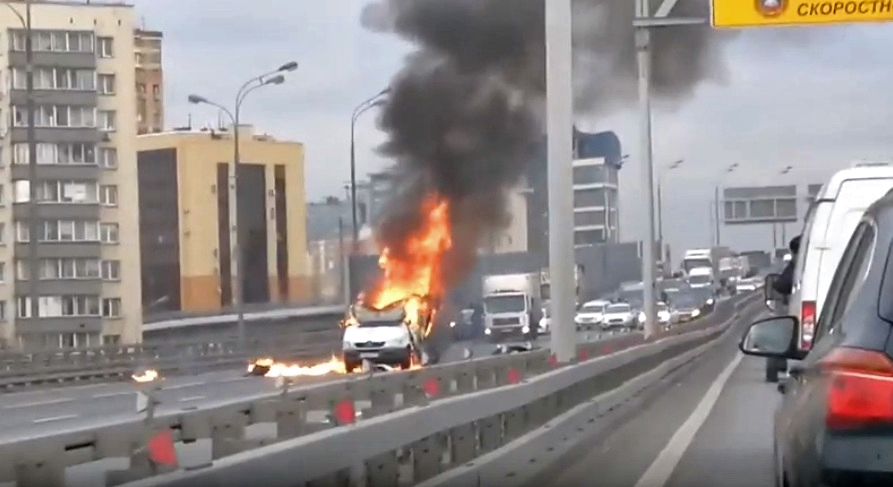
xmin=359 ymin=195 xmax=452 ymax=337
xmin=249 ymin=195 xmax=452 ymax=377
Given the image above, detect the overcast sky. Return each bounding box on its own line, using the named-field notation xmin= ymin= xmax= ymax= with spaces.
xmin=130 ymin=0 xmax=893 ymax=258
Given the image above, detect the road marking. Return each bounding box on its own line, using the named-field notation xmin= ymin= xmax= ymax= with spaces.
xmin=3 ymin=398 xmax=74 ymax=409
xmin=32 ymin=414 xmax=79 ymax=424
xmin=178 ymin=395 xmax=205 ymax=402
xmin=164 ymin=381 xmax=207 ymax=390
xmin=92 ymin=391 xmax=133 ymax=399
xmin=633 ymin=352 xmax=744 ymax=487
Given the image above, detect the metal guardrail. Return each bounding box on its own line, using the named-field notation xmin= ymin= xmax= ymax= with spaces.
xmin=0 ymin=327 xmax=342 ymax=391
xmin=0 ymin=292 xmax=758 ymax=487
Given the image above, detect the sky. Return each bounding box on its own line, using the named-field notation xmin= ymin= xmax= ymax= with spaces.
xmin=130 ymin=0 xmax=893 ymax=260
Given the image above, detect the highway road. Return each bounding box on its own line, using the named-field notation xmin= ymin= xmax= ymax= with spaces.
xmin=0 ymin=327 xmax=635 ymax=441
xmin=548 ymin=307 xmax=778 ymax=487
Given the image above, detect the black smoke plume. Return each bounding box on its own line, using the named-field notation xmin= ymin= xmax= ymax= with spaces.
xmin=363 ymin=0 xmax=733 ymax=286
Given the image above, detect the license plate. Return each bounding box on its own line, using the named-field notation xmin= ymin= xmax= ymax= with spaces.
xmin=360 ymin=352 xmax=378 ymax=359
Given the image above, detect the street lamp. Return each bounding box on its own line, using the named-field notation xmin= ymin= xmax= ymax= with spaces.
xmin=349 ymin=87 xmax=390 ymax=251
xmin=713 ymin=163 xmax=739 ymax=247
xmin=187 ymin=61 xmax=298 ymax=353
xmin=3 ymin=0 xmax=42 ymax=332
xmin=656 ymin=159 xmax=683 ymax=257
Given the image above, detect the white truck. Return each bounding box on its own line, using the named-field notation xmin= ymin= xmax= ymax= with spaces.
xmin=482 ymin=273 xmax=542 ymax=342
xmin=687 ymin=266 xmax=716 ymax=291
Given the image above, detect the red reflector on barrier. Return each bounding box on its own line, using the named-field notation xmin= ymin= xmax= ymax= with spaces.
xmin=147 ymin=430 xmax=177 ymax=467
xmin=507 ymin=368 xmax=521 ymax=384
xmin=334 ymin=399 xmax=356 ymax=425
xmin=578 ymin=349 xmax=590 ymax=361
xmin=423 ymin=377 xmax=440 ymax=397
xmin=601 ymin=344 xmax=612 ymax=354
xmin=548 ymin=354 xmax=558 ymax=367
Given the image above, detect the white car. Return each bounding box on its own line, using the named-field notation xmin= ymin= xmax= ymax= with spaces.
xmin=736 ymin=278 xmax=758 ymax=292
xmin=575 ymin=300 xmax=610 ymax=329
xmin=602 ymin=303 xmax=634 ymax=329
xmin=637 ymin=301 xmax=676 ymax=327
xmin=342 ymin=307 xmax=415 ymax=372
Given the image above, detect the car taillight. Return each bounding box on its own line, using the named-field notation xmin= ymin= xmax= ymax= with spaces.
xmin=800 ymin=301 xmax=816 ymax=350
xmin=822 ymin=348 xmax=893 ymax=429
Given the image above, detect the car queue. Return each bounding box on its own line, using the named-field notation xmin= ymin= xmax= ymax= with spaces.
xmin=737 ymin=162 xmax=893 ymax=486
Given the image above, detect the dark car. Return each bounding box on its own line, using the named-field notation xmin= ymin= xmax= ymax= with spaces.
xmin=737 ymin=190 xmax=893 ymax=487
xmin=668 ymin=292 xmax=703 ymax=322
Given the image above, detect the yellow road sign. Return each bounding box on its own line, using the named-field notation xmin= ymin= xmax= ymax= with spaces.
xmin=711 ymin=0 xmax=893 ymax=28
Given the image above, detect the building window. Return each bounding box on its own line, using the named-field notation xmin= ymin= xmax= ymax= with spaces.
xmin=11 ymin=31 xmax=93 ymax=53
xmin=0 ymin=223 xmax=6 ymax=245
xmin=97 ymin=37 xmax=113 ymax=58
xmin=100 ymin=223 xmax=119 ymax=244
xmin=98 ymin=74 xmax=116 ymax=95
xmin=573 ymin=209 xmax=606 ymax=227
xmin=13 ymin=143 xmax=96 ymax=166
xmin=101 ymin=260 xmax=120 ymax=281
xmin=16 ymin=258 xmax=101 ymax=280
xmin=573 ymin=188 xmax=607 ymax=209
xmin=0 ymin=185 xmax=5 ymax=206
xmin=102 ymin=334 xmax=120 ymax=345
xmin=152 ymin=84 xmax=160 ymax=100
xmin=97 ymin=110 xmax=116 ymax=131
xmin=573 ymin=228 xmax=606 ymax=246
xmin=0 ymin=262 xmax=6 ymax=283
xmin=99 ymin=148 xmax=117 ymax=169
xmin=17 ymin=295 xmax=101 ymax=318
xmin=12 ymin=105 xmax=96 ymax=128
xmin=13 ymin=181 xmax=99 ymax=204
xmin=136 ymin=83 xmax=146 ymax=95
xmin=0 ymin=301 xmax=7 ymax=321
xmin=15 ymin=221 xmax=100 ymax=242
xmin=100 ymin=185 xmax=118 ymax=206
xmin=11 ymin=68 xmax=95 ymax=91
xmin=572 ymin=164 xmax=605 ymax=185
xmin=102 ymin=298 xmax=121 ymax=318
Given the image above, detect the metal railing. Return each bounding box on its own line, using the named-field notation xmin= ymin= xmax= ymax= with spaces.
xmin=0 ymin=292 xmax=759 ymax=487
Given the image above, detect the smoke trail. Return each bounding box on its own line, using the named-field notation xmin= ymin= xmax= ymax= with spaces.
xmin=362 ymin=0 xmax=735 ymax=287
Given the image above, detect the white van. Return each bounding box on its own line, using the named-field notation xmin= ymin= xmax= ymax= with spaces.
xmin=789 ymin=164 xmax=893 ymax=351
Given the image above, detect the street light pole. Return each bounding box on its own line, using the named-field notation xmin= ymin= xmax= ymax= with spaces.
xmin=545 ymin=0 xmax=576 ymax=363
xmin=349 ymin=88 xmax=389 ymax=251
xmin=656 ymin=159 xmax=682 ymax=260
xmin=713 ymin=163 xmax=738 ymax=247
xmin=187 ymin=61 xmax=297 ymax=352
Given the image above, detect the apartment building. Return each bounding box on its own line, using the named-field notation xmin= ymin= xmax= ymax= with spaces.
xmin=0 ymin=1 xmax=142 ymax=350
xmin=133 ymin=28 xmax=162 ymax=134
xmin=136 ymin=127 xmax=310 ymax=314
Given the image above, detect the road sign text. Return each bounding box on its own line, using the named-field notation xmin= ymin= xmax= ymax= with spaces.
xmin=711 ymin=0 xmax=893 ymax=28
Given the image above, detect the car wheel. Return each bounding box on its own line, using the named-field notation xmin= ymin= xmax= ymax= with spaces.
xmin=765 ymin=361 xmax=779 ymax=383
xmin=399 ymin=356 xmax=412 ymax=370
xmin=344 ymin=361 xmax=357 ymax=374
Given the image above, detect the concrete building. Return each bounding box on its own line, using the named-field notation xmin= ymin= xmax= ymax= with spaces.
xmin=136 ymin=126 xmax=310 ymax=314
xmin=525 ymin=129 xmax=624 ymax=256
xmin=572 ymin=157 xmax=620 ymax=245
xmin=133 ymin=28 xmax=162 ymax=134
xmin=0 ymin=1 xmax=142 ymax=350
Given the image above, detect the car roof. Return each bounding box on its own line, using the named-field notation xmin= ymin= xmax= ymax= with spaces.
xmin=818 ymin=165 xmax=893 ymax=200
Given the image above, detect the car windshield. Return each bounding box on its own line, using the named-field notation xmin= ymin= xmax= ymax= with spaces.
xmin=617 ymin=289 xmax=643 ymax=303
xmin=689 ymin=275 xmax=712 ymax=285
xmin=672 ymin=294 xmax=699 ymax=308
xmin=683 ymin=258 xmax=712 ymax=272
xmin=657 ymin=303 xmax=668 ymax=311
xmin=352 ymin=305 xmax=405 ymax=327
xmin=606 ymin=304 xmax=630 ymax=313
xmin=484 ymin=295 xmax=526 ymax=313
xmin=581 ymin=303 xmax=605 ymax=312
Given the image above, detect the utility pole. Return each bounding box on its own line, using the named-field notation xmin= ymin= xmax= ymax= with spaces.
xmin=545 ymin=0 xmax=576 ymax=363
xmin=24 ymin=0 xmax=41 ymax=329
xmin=633 ymin=0 xmax=703 ymax=339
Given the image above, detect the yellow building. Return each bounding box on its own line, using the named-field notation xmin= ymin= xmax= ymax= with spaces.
xmin=0 ymin=1 xmax=142 ymax=349
xmin=135 ymin=127 xmax=310 ymax=314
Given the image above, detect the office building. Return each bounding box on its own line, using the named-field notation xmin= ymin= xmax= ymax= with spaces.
xmin=136 ymin=126 xmax=310 ymax=314
xmin=525 ymin=129 xmax=624 ymax=256
xmin=133 ymin=28 xmax=163 ymax=134
xmin=0 ymin=1 xmax=142 ymax=350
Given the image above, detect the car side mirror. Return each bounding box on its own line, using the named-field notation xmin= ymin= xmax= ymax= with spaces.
xmin=739 ymin=315 xmax=799 ymax=358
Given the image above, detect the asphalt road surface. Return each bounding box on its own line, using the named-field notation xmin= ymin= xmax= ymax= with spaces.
xmin=0 ymin=328 xmax=635 ymax=442
xmin=550 ymin=307 xmax=779 ymax=487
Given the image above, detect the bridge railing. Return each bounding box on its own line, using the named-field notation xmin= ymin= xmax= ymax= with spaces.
xmin=0 ymin=292 xmax=759 ymax=487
